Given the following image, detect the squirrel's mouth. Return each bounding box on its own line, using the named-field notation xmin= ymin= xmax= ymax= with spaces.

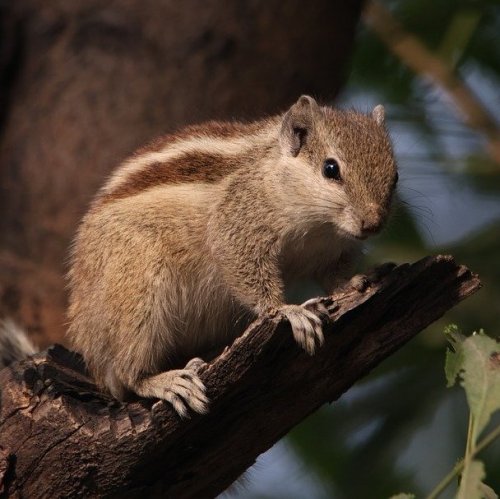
xmin=353 ymin=233 xmax=369 ymax=240
xmin=337 ymin=225 xmax=380 ymax=241
xmin=335 ymin=225 xmax=364 ymax=241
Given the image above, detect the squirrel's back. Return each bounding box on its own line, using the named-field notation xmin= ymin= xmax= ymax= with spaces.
xmin=93 ymin=117 xmax=280 ymax=209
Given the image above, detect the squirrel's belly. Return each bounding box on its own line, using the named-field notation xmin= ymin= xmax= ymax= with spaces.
xmin=169 ymin=265 xmax=253 ymax=363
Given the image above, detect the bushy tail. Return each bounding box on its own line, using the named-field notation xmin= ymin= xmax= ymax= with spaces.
xmin=0 ymin=318 xmax=37 ymax=370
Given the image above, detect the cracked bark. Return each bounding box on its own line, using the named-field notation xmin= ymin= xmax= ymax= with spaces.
xmin=0 ymin=255 xmax=481 ymax=498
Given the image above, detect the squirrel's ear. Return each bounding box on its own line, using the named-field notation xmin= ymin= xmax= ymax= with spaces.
xmin=280 ymin=95 xmax=320 ymax=157
xmin=372 ymin=105 xmax=385 ymax=126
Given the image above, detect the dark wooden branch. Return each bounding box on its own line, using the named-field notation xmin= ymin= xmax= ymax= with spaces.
xmin=0 ymin=255 xmax=480 ymax=498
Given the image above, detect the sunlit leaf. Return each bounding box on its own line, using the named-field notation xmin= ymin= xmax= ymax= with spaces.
xmin=457 ymin=460 xmax=487 ymax=499
xmin=445 ymin=331 xmax=500 ymax=440
xmin=479 ymin=481 xmax=499 ymax=499
xmin=466 ymin=334 xmax=500 ymax=440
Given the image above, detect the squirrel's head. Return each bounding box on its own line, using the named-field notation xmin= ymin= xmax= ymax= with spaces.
xmin=278 ymin=95 xmax=398 ymax=240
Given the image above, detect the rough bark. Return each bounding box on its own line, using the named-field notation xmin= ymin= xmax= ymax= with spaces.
xmin=0 ymin=0 xmax=362 ymax=346
xmin=0 ymin=255 xmax=481 ymax=498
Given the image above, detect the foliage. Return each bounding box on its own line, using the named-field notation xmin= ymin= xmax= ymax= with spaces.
xmin=391 ymin=327 xmax=500 ymax=499
xmin=442 ymin=326 xmax=500 ymax=499
xmin=445 ymin=327 xmax=500 ymax=440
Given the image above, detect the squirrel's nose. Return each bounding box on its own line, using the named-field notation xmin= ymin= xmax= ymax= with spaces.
xmin=360 ymin=204 xmax=384 ymax=234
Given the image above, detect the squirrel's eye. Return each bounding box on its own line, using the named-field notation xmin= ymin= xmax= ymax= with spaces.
xmin=323 ymin=159 xmax=341 ymax=181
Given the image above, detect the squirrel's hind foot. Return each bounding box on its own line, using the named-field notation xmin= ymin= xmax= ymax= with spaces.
xmin=134 ymin=366 xmax=208 ymax=418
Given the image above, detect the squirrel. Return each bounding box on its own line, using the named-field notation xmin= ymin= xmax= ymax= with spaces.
xmin=62 ymin=95 xmax=397 ymax=417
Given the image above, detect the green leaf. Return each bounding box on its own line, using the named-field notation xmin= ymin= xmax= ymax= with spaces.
xmin=445 ymin=330 xmax=500 ymax=440
xmin=389 ymin=494 xmax=416 ymax=499
xmin=457 ymin=460 xmax=487 ymax=499
xmin=462 ymin=334 xmax=500 ymax=440
xmin=479 ymin=482 xmax=499 ymax=499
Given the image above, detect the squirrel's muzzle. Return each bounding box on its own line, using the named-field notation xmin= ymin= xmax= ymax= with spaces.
xmin=360 ymin=203 xmax=385 ymax=236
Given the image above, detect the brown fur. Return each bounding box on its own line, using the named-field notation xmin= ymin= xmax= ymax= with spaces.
xmin=67 ymin=96 xmax=398 ymax=417
xmin=93 ymin=119 xmax=277 ymax=208
xmin=95 ymin=153 xmax=241 ymax=206
xmin=133 ymin=120 xmax=267 ymax=156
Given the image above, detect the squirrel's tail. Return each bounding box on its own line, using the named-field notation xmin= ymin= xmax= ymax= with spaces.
xmin=0 ymin=318 xmax=37 ymax=370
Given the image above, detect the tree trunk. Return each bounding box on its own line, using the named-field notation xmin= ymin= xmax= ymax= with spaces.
xmin=0 ymin=256 xmax=481 ymax=498
xmin=0 ymin=0 xmax=363 ymax=346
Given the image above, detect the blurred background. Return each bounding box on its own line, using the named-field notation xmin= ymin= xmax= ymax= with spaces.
xmin=0 ymin=0 xmax=498 ymax=497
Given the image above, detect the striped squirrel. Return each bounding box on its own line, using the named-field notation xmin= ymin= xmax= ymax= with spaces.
xmin=63 ymin=95 xmax=398 ymax=417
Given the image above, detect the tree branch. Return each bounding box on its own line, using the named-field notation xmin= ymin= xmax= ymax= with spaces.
xmin=364 ymin=0 xmax=500 ymax=165
xmin=0 ymin=255 xmax=480 ymax=498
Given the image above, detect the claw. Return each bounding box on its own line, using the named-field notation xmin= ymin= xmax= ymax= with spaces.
xmin=164 ymin=391 xmax=189 ymax=418
xmin=302 ymin=297 xmax=333 ymax=321
xmin=278 ymin=304 xmax=325 ymax=355
xmin=185 ymin=357 xmax=207 ymax=372
xmin=135 ymin=367 xmax=209 ymax=418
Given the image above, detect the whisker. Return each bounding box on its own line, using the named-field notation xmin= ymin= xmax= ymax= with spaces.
xmin=399 ymin=199 xmax=435 ymax=223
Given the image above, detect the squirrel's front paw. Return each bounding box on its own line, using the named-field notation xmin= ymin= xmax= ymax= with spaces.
xmin=302 ymin=296 xmax=335 ymax=319
xmin=278 ymin=304 xmax=324 ymax=355
xmin=350 ymin=262 xmax=397 ymax=292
